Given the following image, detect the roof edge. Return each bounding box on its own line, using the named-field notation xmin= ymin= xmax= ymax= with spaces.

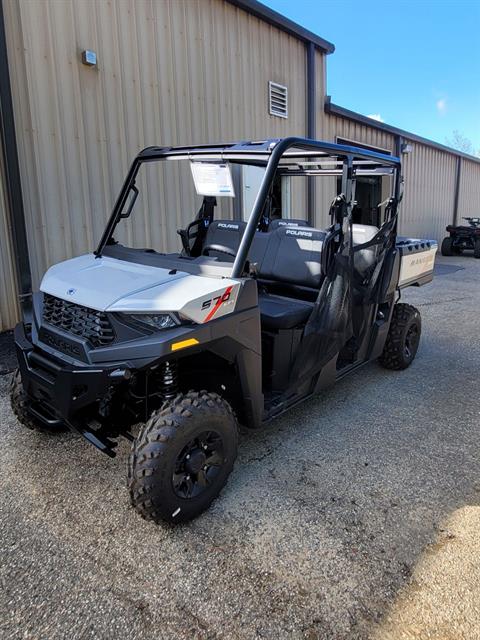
xmin=225 ymin=0 xmax=335 ymax=54
xmin=326 ymin=98 xmax=480 ymax=165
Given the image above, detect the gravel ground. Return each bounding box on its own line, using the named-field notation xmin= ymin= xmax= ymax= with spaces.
xmin=0 ymin=255 xmax=479 ymax=640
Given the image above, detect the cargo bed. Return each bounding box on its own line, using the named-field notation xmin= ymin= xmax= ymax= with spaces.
xmin=396 ymin=237 xmax=438 ymax=288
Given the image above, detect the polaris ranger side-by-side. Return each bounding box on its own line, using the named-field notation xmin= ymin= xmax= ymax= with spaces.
xmin=11 ymin=138 xmax=437 ymax=523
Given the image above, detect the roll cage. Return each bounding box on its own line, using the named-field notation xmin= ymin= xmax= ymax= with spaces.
xmin=95 ymin=136 xmax=402 ymax=275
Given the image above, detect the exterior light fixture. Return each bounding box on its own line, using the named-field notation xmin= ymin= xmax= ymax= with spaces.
xmin=81 ymin=50 xmax=97 ymax=67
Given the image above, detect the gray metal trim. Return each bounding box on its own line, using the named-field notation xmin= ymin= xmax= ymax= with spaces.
xmin=326 ymin=98 xmax=480 ymax=165
xmin=225 ymin=0 xmax=335 ymax=53
xmin=0 ymin=0 xmax=32 ymax=317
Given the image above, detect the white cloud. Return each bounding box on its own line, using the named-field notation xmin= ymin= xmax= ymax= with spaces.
xmin=436 ymin=98 xmax=447 ymax=115
xmin=367 ymin=113 xmax=385 ymax=123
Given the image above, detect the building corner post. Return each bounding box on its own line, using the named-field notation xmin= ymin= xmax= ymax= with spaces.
xmin=0 ymin=0 xmax=32 ymax=321
xmin=306 ymin=42 xmax=316 ymax=224
xmin=452 ymin=156 xmax=462 ymax=226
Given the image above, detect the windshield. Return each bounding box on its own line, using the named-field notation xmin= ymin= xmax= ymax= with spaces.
xmin=112 ymin=159 xmax=242 ymax=252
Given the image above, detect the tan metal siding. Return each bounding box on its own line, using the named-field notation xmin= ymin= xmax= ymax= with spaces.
xmin=458 ymin=159 xmax=480 ymax=219
xmin=4 ymin=0 xmax=308 ymax=292
xmin=313 ymin=50 xmax=334 ymax=228
xmin=324 ymin=114 xmax=463 ymax=243
xmin=0 ymin=149 xmax=20 ymax=332
xmin=312 ymin=113 xmax=396 ymax=229
xmin=399 ymin=141 xmax=457 ymax=242
xmin=325 ymin=114 xmax=396 ymax=153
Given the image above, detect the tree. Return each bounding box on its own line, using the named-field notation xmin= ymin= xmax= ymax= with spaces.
xmin=445 ymin=130 xmax=480 ymax=157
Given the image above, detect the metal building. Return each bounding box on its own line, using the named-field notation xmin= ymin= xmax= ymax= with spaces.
xmin=0 ymin=0 xmax=479 ymax=331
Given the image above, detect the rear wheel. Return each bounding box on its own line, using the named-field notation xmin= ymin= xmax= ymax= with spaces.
xmin=9 ymin=369 xmax=65 ymax=433
xmin=128 ymin=390 xmax=238 ymax=524
xmin=441 ymin=236 xmax=454 ymax=256
xmin=474 ymin=239 xmax=480 ymax=259
xmin=379 ymin=303 xmax=421 ymax=370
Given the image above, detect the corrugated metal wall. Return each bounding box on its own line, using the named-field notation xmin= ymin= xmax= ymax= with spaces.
xmin=315 ymin=113 xmax=397 ymax=229
xmin=0 ymin=146 xmax=20 ymax=332
xmin=325 ymin=114 xmax=395 ymax=153
xmin=399 ymin=140 xmax=457 ymax=242
xmin=458 ymin=159 xmax=480 ymax=219
xmin=3 ymin=0 xmax=309 ymax=293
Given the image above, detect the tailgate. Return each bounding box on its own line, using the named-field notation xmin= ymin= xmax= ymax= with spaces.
xmin=396 ymin=237 xmax=438 ymax=288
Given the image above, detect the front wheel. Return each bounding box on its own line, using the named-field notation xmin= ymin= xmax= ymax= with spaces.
xmin=474 ymin=239 xmax=480 ymax=259
xmin=441 ymin=236 xmax=454 ymax=256
xmin=379 ymin=303 xmax=422 ymax=370
xmin=128 ymin=391 xmax=238 ymax=524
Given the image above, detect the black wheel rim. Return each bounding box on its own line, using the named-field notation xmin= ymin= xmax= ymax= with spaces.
xmin=404 ymin=322 xmax=420 ymax=360
xmin=172 ymin=430 xmax=225 ymax=499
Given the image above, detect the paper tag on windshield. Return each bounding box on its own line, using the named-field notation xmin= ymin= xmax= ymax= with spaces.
xmin=190 ymin=162 xmax=235 ymax=197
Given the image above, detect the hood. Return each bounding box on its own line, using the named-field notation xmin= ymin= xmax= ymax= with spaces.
xmin=40 ymin=254 xmax=187 ymax=311
xmin=40 ymin=254 xmax=242 ymax=323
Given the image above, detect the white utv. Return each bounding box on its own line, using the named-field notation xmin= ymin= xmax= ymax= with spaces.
xmin=11 ymin=138 xmax=437 ymax=524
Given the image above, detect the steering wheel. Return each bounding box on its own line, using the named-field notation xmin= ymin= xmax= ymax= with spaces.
xmin=202 ymin=244 xmax=237 ymax=259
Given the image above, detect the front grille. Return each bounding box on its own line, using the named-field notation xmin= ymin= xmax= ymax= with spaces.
xmin=43 ymin=294 xmax=115 ymax=348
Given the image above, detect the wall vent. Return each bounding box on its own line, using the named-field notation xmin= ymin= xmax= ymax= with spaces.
xmin=268 ymin=81 xmax=288 ymax=118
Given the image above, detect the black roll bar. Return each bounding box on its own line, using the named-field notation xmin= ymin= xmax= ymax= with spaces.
xmin=95 ymin=137 xmax=401 ymax=265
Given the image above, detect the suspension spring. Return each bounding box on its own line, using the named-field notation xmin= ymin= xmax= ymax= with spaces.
xmin=159 ymin=360 xmax=178 ymax=399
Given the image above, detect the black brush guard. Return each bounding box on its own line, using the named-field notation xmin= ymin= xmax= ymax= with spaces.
xmin=14 ymin=323 xmax=129 ymax=456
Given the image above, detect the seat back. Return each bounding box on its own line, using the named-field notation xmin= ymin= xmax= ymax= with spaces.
xmin=258 ymin=226 xmax=326 ymax=289
xmin=203 ymin=220 xmax=247 ymax=260
xmin=202 ymin=219 xmax=326 ymax=291
xmin=352 ymin=224 xmax=379 ymax=246
xmin=352 ymin=224 xmax=380 ymax=276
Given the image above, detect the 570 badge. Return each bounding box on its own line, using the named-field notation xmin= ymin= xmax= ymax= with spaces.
xmin=202 ymin=286 xmax=234 ymax=322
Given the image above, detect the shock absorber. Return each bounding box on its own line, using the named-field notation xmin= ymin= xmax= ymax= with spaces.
xmin=159 ymin=360 xmax=178 ymax=399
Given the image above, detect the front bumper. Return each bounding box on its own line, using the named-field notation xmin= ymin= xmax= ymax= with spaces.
xmin=14 ymin=322 xmax=128 ymax=434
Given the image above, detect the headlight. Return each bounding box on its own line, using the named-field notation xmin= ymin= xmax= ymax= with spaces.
xmin=124 ymin=313 xmax=179 ymax=331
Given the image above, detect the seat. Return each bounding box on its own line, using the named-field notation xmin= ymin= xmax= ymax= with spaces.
xmin=257 ymin=226 xmax=326 ymax=289
xmin=258 ymin=293 xmax=314 ymax=330
xmin=255 ymin=226 xmax=325 ymax=329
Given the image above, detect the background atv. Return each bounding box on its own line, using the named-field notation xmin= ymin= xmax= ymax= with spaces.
xmin=11 ymin=137 xmax=437 ymax=524
xmin=441 ymin=217 xmax=480 ymax=258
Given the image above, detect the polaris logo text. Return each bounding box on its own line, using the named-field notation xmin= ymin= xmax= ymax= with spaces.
xmin=42 ymin=332 xmax=81 ymax=356
xmin=286 ymin=229 xmax=312 ymax=238
xmin=217 ymin=223 xmax=239 ymax=230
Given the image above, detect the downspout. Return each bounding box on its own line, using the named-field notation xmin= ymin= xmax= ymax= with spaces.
xmin=306 ymin=42 xmax=316 ymax=224
xmin=452 ymin=156 xmax=462 ymax=226
xmin=395 ymin=134 xmax=403 ymax=158
xmin=0 ymin=0 xmax=32 ymax=320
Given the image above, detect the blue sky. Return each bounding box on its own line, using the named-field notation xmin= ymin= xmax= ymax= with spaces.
xmin=263 ymin=0 xmax=480 ymax=151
